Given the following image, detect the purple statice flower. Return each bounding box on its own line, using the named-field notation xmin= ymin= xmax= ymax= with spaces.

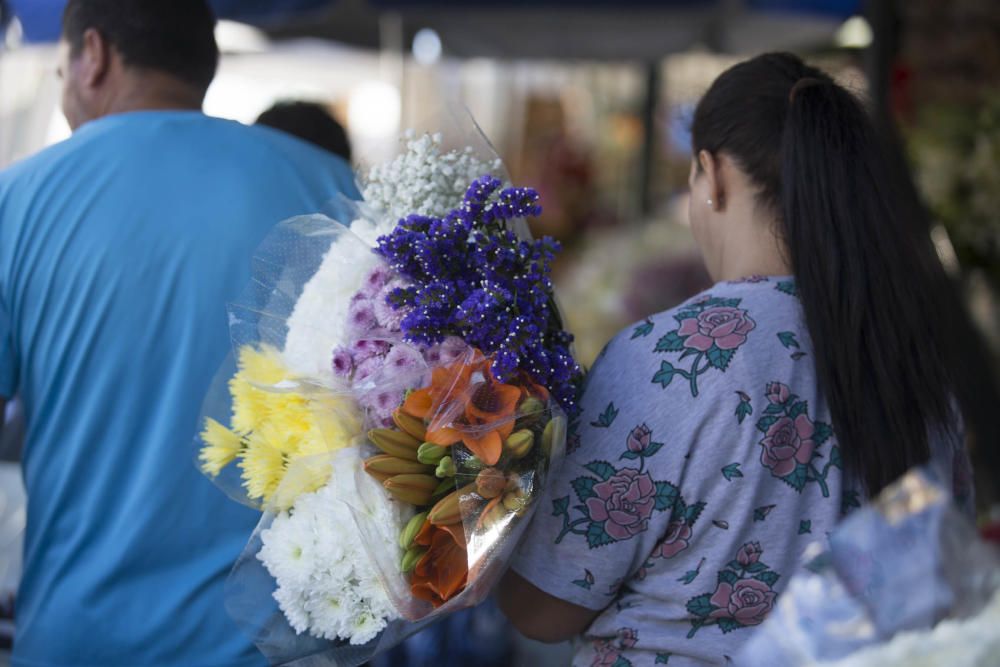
xmin=373 ymin=174 xmax=583 ymax=417
xmin=347 ymin=297 xmax=378 ymax=335
xmin=351 ymin=337 xmax=391 ymax=363
xmin=331 ymin=346 xmax=354 ymax=378
xmin=360 ymin=262 xmax=393 ymax=298
xmin=423 ymin=345 xmax=443 ymax=366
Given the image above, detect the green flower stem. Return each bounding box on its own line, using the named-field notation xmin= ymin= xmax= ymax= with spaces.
xmin=555 ymin=518 xmax=591 ymax=544
xmin=686 ymin=618 xmax=707 ymax=639
xmin=807 ymin=463 xmax=831 ymax=498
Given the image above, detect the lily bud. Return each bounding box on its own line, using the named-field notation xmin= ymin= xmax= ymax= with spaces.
xmin=541 ymin=416 xmax=566 ymax=459
xmin=503 ymin=429 xmax=535 ymax=459
xmin=435 ymin=456 xmax=456 ymax=479
xmin=476 ymin=467 xmax=507 ymax=499
xmin=502 ymin=489 xmax=529 ymax=516
xmin=392 ymin=409 xmax=427 ymax=441
xmin=401 ymin=546 xmax=427 ymax=574
xmin=417 ymin=442 xmax=448 ymax=465
xmin=369 ymin=428 xmax=422 ymax=460
xmin=428 ymin=483 xmax=477 ymax=526
xmin=383 ymin=473 xmax=438 ymax=506
xmin=399 ymin=511 xmax=429 ymax=550
xmin=364 ymin=454 xmax=433 ymax=477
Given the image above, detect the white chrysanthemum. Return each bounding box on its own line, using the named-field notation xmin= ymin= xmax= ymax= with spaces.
xmin=258 ymin=513 xmax=317 ymax=595
xmin=257 ymin=448 xmax=406 ymax=645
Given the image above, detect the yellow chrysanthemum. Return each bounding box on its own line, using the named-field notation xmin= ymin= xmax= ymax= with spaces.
xmin=199 ymin=418 xmax=243 ymax=477
xmin=240 ymin=434 xmax=287 ymax=502
xmin=269 ymin=455 xmax=333 ymax=511
xmin=200 ymin=344 xmax=365 ymax=505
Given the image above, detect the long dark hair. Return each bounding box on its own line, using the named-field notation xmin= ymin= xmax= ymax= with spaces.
xmin=692 ymin=52 xmax=968 ymax=494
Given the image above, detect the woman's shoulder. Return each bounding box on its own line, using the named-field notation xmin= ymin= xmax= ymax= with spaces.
xmin=598 ymin=277 xmax=800 ymax=369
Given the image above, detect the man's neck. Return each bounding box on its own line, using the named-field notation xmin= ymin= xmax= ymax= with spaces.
xmin=98 ymin=70 xmax=203 ymax=118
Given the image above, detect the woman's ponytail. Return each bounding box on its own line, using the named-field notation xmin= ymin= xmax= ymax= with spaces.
xmin=694 ymin=53 xmax=963 ymax=494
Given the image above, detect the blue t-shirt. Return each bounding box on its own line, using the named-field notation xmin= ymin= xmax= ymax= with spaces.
xmin=0 ymin=111 xmax=359 ymax=666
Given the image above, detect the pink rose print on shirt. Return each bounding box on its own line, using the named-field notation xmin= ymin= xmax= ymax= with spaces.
xmin=686 ymin=542 xmax=781 ymax=637
xmin=552 ymin=427 xmax=705 ymax=549
xmin=755 ymin=382 xmax=837 ymax=496
xmin=765 ymin=381 xmax=790 ymax=404
xmin=709 ymin=579 xmax=777 ymax=626
xmin=586 ymin=469 xmax=656 ymax=541
xmin=760 ymin=415 xmax=816 ymax=477
xmin=652 ymin=296 xmax=756 ymax=397
xmin=591 ymin=628 xmax=638 ymax=667
xmin=736 ymin=541 xmax=763 ymax=567
xmin=677 ymin=306 xmax=756 ymax=352
xmin=656 ymin=517 xmax=692 ymax=558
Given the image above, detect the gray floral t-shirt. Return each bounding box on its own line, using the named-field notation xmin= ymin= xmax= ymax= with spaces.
xmin=512 ymin=277 xmax=969 ymax=666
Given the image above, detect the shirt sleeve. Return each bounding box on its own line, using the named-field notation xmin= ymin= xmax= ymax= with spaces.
xmin=510 ymin=334 xmax=683 ymax=610
xmin=0 ymin=294 xmax=17 ymax=397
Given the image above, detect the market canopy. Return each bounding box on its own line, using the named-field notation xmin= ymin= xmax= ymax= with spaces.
xmin=3 ymin=0 xmax=861 ymax=58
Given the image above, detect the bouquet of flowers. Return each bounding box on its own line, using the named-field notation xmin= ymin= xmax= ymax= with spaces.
xmin=196 ymin=126 xmax=581 ymax=665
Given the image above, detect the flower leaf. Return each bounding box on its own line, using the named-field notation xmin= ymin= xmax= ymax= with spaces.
xmin=718 ymin=569 xmax=739 ymax=586
xmin=654 ymin=481 xmax=679 ymax=512
xmin=655 ymin=653 xmax=672 ymax=664
xmin=584 ymin=460 xmax=617 ymax=481
xmin=631 ymin=320 xmax=654 ymax=339
xmin=655 ymin=331 xmax=686 ymax=352
xmin=745 ymin=562 xmax=768 ymax=573
xmin=571 ymin=477 xmax=597 ymax=503
xmin=736 ymin=398 xmax=753 ymax=424
xmin=706 ymin=345 xmax=735 ymax=371
xmin=552 ymin=495 xmax=570 ymax=516
xmin=685 ymin=593 xmax=715 ymax=618
xmin=790 ymin=351 xmax=808 ymax=360
xmin=788 ymin=401 xmax=809 ymax=420
xmin=764 ymin=403 xmax=785 ymax=415
xmin=814 ymin=422 xmax=834 ymax=446
xmin=643 ymin=441 xmax=665 ymax=458
xmin=721 ymin=463 xmax=743 ymax=481
xmin=777 ymin=331 xmax=800 ymax=349
xmin=798 ymin=520 xmax=812 ymax=535
xmin=753 ymin=504 xmax=776 ymax=522
xmin=620 ymin=451 xmax=641 ymax=460
xmin=781 ymin=464 xmax=809 ymax=492
xmin=652 ymin=361 xmax=677 ymax=388
xmin=756 ymin=415 xmax=779 ymax=434
xmin=677 ymin=568 xmax=701 ymax=585
xmin=586 ymin=521 xmax=615 ymax=549
xmin=776 ymin=280 xmax=797 ymax=296
xmin=685 ymin=501 xmax=706 ymax=525
xmin=718 ymin=617 xmax=742 ymax=634
xmin=841 ymin=490 xmax=862 ymax=514
xmin=754 ymin=571 xmax=780 ymax=587
xmin=591 ymin=402 xmax=619 ymax=428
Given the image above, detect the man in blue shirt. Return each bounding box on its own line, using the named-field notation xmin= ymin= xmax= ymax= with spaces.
xmin=0 ymin=1 xmax=358 ymax=664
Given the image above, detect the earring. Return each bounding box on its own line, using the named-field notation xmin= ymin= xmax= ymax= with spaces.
xmin=706 ymin=198 xmax=713 ymax=206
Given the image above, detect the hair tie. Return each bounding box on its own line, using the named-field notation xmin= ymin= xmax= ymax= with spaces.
xmin=789 ymin=77 xmax=825 ymax=102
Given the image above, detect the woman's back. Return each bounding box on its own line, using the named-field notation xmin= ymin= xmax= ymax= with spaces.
xmin=513 ymin=277 xmax=864 ymax=665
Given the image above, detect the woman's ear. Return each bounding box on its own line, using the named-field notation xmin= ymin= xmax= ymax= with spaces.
xmin=697 ymin=149 xmax=724 ymax=211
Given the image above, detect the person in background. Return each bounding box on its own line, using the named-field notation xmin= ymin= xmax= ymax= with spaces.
xmin=498 ymin=52 xmax=977 ymax=665
xmin=256 ymin=100 xmax=353 ymax=163
xmin=0 ymin=1 xmax=356 ymax=665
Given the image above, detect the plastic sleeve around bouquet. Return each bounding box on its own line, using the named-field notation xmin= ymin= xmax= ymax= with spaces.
xmin=734 ymin=466 xmax=1000 ymax=666
xmin=221 ymin=350 xmax=568 ymax=666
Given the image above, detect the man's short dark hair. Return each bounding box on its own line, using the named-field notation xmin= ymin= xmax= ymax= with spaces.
xmin=256 ymin=101 xmax=353 ymax=162
xmin=62 ymin=0 xmax=219 ymax=94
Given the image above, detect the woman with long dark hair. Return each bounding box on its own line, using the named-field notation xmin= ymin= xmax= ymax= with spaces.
xmin=497 ymin=52 xmax=975 ymax=665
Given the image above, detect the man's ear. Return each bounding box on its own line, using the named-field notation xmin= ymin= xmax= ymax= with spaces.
xmin=697 ymin=149 xmax=726 ymax=211
xmin=78 ymin=28 xmax=111 ymax=88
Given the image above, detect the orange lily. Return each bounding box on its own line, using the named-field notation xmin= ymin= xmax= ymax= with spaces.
xmin=461 ymin=376 xmax=521 ymax=465
xmin=410 ymin=518 xmax=468 ymax=608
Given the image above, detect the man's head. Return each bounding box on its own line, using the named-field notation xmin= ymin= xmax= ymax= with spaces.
xmin=59 ymin=0 xmax=219 ymax=130
xmin=256 ymin=101 xmax=353 ymax=162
